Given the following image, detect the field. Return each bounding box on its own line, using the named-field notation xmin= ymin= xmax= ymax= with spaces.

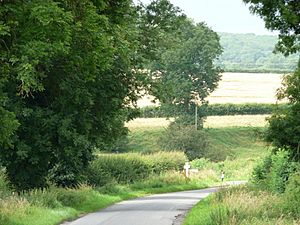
xmin=207 ymin=72 xmax=285 ymax=104
xmin=126 ymin=115 xmax=269 ymax=180
xmin=126 ymin=114 xmax=269 ymax=130
xmin=137 ymin=72 xmax=286 ymax=107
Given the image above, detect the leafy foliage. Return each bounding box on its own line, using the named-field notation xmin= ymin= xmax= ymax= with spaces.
xmin=266 ymin=69 xmax=300 ymax=160
xmin=138 ymin=0 xmax=222 ymax=123
xmin=138 ymin=103 xmax=289 ymax=118
xmin=159 ymin=125 xmax=211 ymax=160
xmin=244 ymin=0 xmax=300 ymax=163
xmin=0 ymin=0 xmax=143 ymax=190
xmin=252 ymin=150 xmax=297 ymax=193
xmin=243 ymin=0 xmax=300 ymax=56
xmin=86 ymin=152 xmax=187 ymax=187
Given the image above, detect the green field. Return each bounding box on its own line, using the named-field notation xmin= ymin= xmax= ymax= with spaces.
xmin=126 ymin=116 xmax=269 ymax=181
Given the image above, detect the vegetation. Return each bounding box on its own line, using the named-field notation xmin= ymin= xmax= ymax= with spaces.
xmin=0 ymin=0 xmax=145 ymax=190
xmin=159 ymin=125 xmax=211 ymax=160
xmin=243 ymin=0 xmax=299 ymax=56
xmin=184 ymin=1 xmax=300 ymax=224
xmin=0 ymin=165 xmax=215 ymax=225
xmin=87 ymin=151 xmax=187 ymax=186
xmin=217 ymin=33 xmax=298 ymax=73
xmin=138 ymin=103 xmax=288 ymax=118
xmin=184 ymin=185 xmax=300 ymax=225
xmin=0 ymin=0 xmax=225 ymax=191
xmin=139 ymin=0 xmax=222 ymax=124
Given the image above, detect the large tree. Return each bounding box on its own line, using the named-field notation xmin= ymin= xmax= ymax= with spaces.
xmin=243 ymin=0 xmax=300 ymax=160
xmin=137 ymin=0 xmax=222 ymax=125
xmin=0 ymin=0 xmax=143 ymax=189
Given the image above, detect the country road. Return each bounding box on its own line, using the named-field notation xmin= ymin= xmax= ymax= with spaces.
xmin=61 ymin=181 xmax=246 ymax=225
xmin=61 ymin=187 xmax=218 ymax=225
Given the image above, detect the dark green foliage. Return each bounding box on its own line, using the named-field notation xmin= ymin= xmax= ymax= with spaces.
xmin=266 ymin=69 xmax=300 ymax=161
xmin=252 ymin=154 xmax=272 ymax=184
xmin=217 ymin=33 xmax=298 ymax=72
xmin=252 ymin=151 xmax=296 ymax=193
xmin=0 ymin=0 xmax=143 ymax=190
xmin=139 ymin=103 xmax=289 ymax=118
xmin=159 ymin=125 xmax=210 ymax=160
xmin=243 ymin=0 xmax=300 ymax=164
xmin=243 ymin=0 xmax=300 ymax=56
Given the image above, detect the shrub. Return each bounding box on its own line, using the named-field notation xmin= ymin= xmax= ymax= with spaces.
xmin=283 ymin=171 xmax=300 ymax=217
xmin=190 ymin=158 xmax=210 ymax=170
xmin=87 ymin=154 xmax=150 ymax=186
xmin=251 ymin=154 xmax=272 ymax=186
xmin=159 ymin=125 xmax=211 ymax=160
xmin=268 ymin=150 xmax=295 ymax=193
xmin=0 ymin=169 xmax=10 ymax=197
xmin=86 ymin=152 xmax=187 ymax=187
xmin=252 ymin=150 xmax=296 ymax=193
xmin=142 ymin=151 xmax=187 ymax=174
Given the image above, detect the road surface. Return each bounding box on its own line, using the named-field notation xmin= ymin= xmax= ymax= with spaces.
xmin=61 ymin=187 xmax=218 ymax=225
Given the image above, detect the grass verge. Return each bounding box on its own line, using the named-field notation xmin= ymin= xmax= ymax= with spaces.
xmin=0 ymin=171 xmax=215 ymax=225
xmin=184 ymin=185 xmax=300 ymax=225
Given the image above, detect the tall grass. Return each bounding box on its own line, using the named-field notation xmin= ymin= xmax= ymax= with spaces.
xmin=184 ymin=186 xmax=299 ymax=225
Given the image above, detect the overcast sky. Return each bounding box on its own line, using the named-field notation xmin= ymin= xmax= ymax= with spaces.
xmin=134 ymin=0 xmax=277 ymax=35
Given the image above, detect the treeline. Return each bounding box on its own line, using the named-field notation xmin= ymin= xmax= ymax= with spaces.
xmin=139 ymin=103 xmax=289 ymax=118
xmin=218 ymin=33 xmax=299 ymax=73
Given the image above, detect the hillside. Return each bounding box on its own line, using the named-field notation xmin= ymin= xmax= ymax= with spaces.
xmin=218 ymin=33 xmax=299 ymax=73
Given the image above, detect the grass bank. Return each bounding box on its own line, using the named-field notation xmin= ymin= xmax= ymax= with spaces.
xmin=0 ymin=170 xmax=215 ymax=225
xmin=184 ymin=185 xmax=300 ymax=225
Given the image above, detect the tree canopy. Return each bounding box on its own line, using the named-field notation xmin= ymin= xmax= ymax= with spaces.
xmin=243 ymin=0 xmax=300 ymax=56
xmin=0 ymin=0 xmax=143 ymax=189
xmin=138 ymin=0 xmax=222 ymax=124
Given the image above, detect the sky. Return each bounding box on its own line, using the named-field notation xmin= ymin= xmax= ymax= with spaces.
xmin=135 ymin=0 xmax=276 ymax=35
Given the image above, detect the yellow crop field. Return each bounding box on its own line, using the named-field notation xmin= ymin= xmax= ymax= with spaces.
xmin=137 ymin=72 xmax=286 ymax=107
xmin=126 ymin=114 xmax=269 ymax=130
xmin=207 ymin=72 xmax=285 ymax=104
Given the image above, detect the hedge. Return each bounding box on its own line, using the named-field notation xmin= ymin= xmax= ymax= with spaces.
xmin=138 ymin=103 xmax=289 ymax=118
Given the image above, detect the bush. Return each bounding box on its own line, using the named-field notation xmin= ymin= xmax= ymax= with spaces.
xmin=87 ymin=154 xmax=150 ymax=186
xmin=142 ymin=151 xmax=187 ymax=174
xmin=252 ymin=154 xmax=272 ymax=186
xmin=283 ymin=171 xmax=300 ymax=217
xmin=159 ymin=125 xmax=211 ymax=160
xmin=86 ymin=152 xmax=187 ymax=187
xmin=190 ymin=158 xmax=210 ymax=170
xmin=0 ymin=169 xmax=10 ymax=197
xmin=252 ymin=150 xmax=296 ymax=193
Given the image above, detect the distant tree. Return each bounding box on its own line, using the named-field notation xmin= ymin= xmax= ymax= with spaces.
xmin=156 ymin=23 xmax=222 ymax=117
xmin=243 ymin=0 xmax=300 ymax=56
xmin=137 ymin=0 xmax=222 ymax=125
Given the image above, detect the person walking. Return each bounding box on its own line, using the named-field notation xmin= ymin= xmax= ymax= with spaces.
xmin=221 ymin=170 xmax=225 ymax=182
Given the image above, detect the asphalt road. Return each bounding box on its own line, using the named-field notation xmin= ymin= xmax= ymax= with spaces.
xmin=61 ymin=187 xmax=219 ymax=225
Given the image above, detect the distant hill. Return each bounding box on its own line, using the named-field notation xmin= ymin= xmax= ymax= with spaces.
xmin=217 ymin=33 xmax=299 ymax=73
